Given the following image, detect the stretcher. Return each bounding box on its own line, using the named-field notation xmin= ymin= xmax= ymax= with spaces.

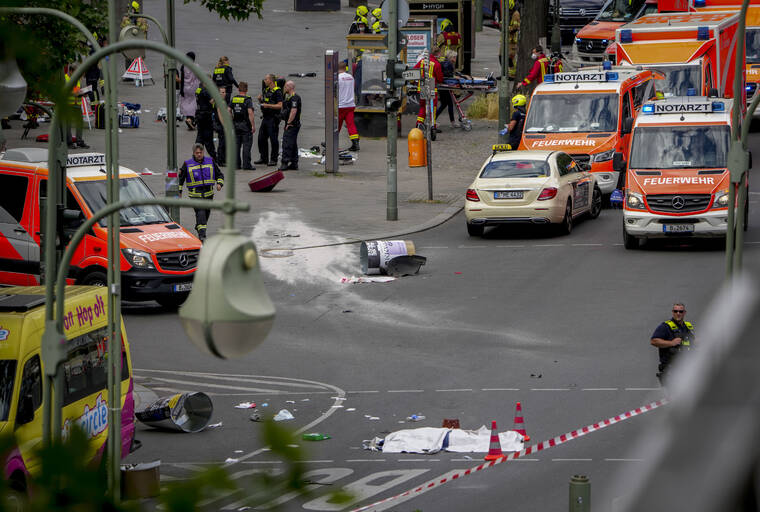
xmin=436 ymin=73 xmax=497 ymax=132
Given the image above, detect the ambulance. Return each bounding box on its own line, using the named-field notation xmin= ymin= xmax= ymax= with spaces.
xmin=694 ymin=0 xmax=760 ymax=109
xmin=1 ymin=286 xmax=135 ymax=494
xmin=518 ymin=67 xmax=658 ymax=194
xmin=614 ymin=11 xmax=744 ymax=100
xmin=0 ymin=149 xmax=201 ymax=307
xmin=622 ymin=95 xmax=747 ymax=248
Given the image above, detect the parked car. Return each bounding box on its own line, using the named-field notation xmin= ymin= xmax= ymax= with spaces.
xmin=484 ymin=0 xmax=603 ymax=39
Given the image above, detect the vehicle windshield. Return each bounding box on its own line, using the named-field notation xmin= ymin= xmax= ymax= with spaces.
xmin=647 ymin=64 xmax=702 ymax=97
xmin=76 ymin=177 xmax=171 ymax=227
xmin=630 ymin=125 xmax=730 ymax=169
xmin=480 ymin=160 xmax=550 ymax=178
xmin=0 ymin=360 xmax=17 ymax=422
xmin=747 ymin=29 xmax=760 ymax=64
xmin=525 ymin=93 xmax=618 ymax=133
xmin=597 ymin=0 xmax=646 ymax=22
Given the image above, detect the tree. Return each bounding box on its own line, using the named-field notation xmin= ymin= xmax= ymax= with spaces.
xmin=513 ymin=0 xmax=549 ymax=95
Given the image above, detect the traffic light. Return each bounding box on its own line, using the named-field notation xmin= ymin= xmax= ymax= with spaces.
xmin=385 ymin=58 xmax=406 ymax=92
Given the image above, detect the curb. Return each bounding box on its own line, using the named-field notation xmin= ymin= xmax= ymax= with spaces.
xmin=133 ymin=383 xmax=159 ymax=411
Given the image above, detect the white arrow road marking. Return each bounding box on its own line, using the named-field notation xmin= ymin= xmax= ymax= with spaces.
xmin=303 ymin=470 xmax=429 ymax=511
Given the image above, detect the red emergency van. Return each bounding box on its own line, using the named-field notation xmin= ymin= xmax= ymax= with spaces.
xmin=0 ymin=149 xmax=201 ymax=307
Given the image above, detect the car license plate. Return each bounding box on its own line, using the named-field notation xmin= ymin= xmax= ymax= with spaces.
xmin=494 ymin=190 xmax=523 ymax=199
xmin=173 ymin=282 xmax=193 ymax=292
xmin=663 ymin=224 xmax=695 ymax=233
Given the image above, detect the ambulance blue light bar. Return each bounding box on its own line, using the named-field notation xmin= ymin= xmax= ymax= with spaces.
xmin=642 ymin=104 xmax=655 ymax=114
xmin=543 ymin=71 xmax=619 ymax=83
xmin=694 ymin=0 xmax=706 ymax=6
xmin=697 ymin=26 xmax=710 ymax=41
xmin=620 ymin=29 xmax=633 ymax=44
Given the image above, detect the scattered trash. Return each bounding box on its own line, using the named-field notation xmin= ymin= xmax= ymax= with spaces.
xmin=299 ymin=147 xmax=321 ymax=158
xmin=331 ymin=397 xmax=346 ymax=401
xmin=272 ymin=232 xmax=300 ymax=238
xmin=303 ymin=433 xmax=331 ymax=441
xmin=287 ymin=445 xmax=299 ymax=449
xmin=386 ymin=255 xmax=427 ymax=277
xmin=342 ymin=310 xmax=353 ymax=313
xmin=302 ymin=398 xmax=310 ymax=402
xmin=286 ymin=400 xmax=295 ymax=404
xmin=224 ymin=458 xmax=239 ymax=463
xmin=365 ymin=416 xmax=380 ymax=421
xmin=341 ymin=276 xmax=396 ymax=284
xmin=530 ymin=373 xmax=542 ymax=378
xmin=135 ymin=392 xmax=213 ymax=433
xmin=249 ymin=413 xmax=262 ymax=422
xmin=234 ymin=450 xmax=244 ymax=454
xmin=273 ymin=409 xmax=295 ymax=421
xmin=205 ymin=422 xmax=223 ymax=429
xmin=406 ymin=414 xmax=426 ymax=422
xmin=235 ymin=402 xmax=257 ymax=409
xmin=454 ymin=272 xmax=463 ymax=275
xmin=238 ymin=507 xmax=252 ymax=511
xmin=346 ymin=408 xmax=356 ymax=412
xmin=463 ymin=455 xmax=472 ymax=460
xmin=261 ymin=403 xmax=268 ymax=407
xmin=442 ymin=418 xmax=461 ymax=429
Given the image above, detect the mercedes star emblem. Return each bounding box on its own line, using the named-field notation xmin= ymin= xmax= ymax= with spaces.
xmin=586 ymin=41 xmax=594 ymax=51
xmin=178 ymin=253 xmax=189 ymax=267
xmin=672 ymin=196 xmax=685 ymax=210
xmin=579 ymin=8 xmax=585 ymax=16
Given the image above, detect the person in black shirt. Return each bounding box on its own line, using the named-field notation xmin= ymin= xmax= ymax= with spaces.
xmin=212 ymin=56 xmax=238 ymax=99
xmin=279 ymin=80 xmax=301 ymax=171
xmin=213 ymin=85 xmax=228 ymax=166
xmin=195 ymin=83 xmax=217 ymax=160
xmin=230 ymin=81 xmax=257 ymax=170
xmin=651 ymin=303 xmax=695 ymax=386
xmin=507 ymin=94 xmax=527 ymax=150
xmin=255 ymin=74 xmax=284 ymax=166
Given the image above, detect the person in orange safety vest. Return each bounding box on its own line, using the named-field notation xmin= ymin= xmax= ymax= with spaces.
xmin=415 ymin=47 xmax=444 ymax=133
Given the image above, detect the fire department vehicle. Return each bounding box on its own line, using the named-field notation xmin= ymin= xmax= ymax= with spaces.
xmin=622 ymin=95 xmax=748 ymax=248
xmin=0 ymin=149 xmax=201 ymax=307
xmin=518 ymin=66 xmax=657 ymax=194
xmin=614 ymin=10 xmax=744 ymax=101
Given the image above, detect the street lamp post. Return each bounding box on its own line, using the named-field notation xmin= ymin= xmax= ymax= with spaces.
xmin=46 ymin=39 xmax=266 ymax=500
xmin=726 ymin=0 xmax=755 ymax=278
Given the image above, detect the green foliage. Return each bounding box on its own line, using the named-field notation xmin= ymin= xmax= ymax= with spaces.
xmin=185 ymin=0 xmax=265 ymax=21
xmin=0 ymin=419 xmax=352 ymax=511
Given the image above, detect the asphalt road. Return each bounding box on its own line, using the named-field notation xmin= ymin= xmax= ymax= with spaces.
xmin=123 ymin=183 xmax=760 ymax=511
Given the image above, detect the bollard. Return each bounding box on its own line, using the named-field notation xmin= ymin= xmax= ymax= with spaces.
xmin=407 ymin=127 xmax=427 ymax=167
xmin=569 ymin=474 xmax=590 ymax=512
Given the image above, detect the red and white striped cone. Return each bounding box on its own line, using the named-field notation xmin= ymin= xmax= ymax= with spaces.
xmin=512 ymin=401 xmax=530 ymax=442
xmin=484 ymin=420 xmax=505 ymax=461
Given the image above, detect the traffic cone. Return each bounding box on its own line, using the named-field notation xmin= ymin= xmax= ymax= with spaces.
xmin=484 ymin=421 xmax=505 ymax=461
xmin=512 ymin=402 xmax=530 ymax=442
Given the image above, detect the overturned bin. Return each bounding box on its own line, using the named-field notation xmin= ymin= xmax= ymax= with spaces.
xmin=121 ymin=460 xmax=161 ymax=499
xmin=360 ymin=240 xmax=422 ymax=275
xmin=135 ymin=392 xmax=213 ymax=433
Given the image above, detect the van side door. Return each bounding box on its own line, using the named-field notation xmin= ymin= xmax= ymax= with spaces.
xmin=0 ymin=173 xmax=37 ymax=285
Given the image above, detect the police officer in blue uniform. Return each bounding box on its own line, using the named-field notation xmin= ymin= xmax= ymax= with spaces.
xmin=178 ymin=143 xmax=224 ymax=241
xmin=195 ymin=83 xmax=217 ymax=161
xmin=650 ymin=302 xmax=695 ymax=386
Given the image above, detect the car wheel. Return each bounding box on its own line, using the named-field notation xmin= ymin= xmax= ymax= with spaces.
xmin=623 ymin=227 xmax=639 ymax=250
xmin=559 ymin=200 xmax=573 ymax=235
xmin=588 ymin=186 xmax=602 ymax=219
xmin=156 ymin=292 xmax=190 ymax=309
xmin=467 ymin=223 xmax=484 ymax=237
xmin=81 ymin=270 xmax=107 ymax=287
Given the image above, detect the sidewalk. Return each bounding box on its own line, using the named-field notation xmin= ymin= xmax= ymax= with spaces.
xmin=1 ymin=1 xmax=508 ymax=250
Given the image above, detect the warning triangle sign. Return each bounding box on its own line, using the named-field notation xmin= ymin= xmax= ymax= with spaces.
xmin=122 ymin=57 xmax=153 ymax=83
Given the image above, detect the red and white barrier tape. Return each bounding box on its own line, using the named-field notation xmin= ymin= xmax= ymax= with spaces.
xmin=351 ymin=399 xmax=668 ymax=512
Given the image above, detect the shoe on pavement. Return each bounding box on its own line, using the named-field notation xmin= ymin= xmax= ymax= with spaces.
xmin=242 ymin=166 xmax=255 ymax=170
xmin=451 ymin=121 xmax=461 ymax=128
xmin=254 ymin=159 xmax=267 ymax=165
xmin=434 ymin=127 xmax=442 ymax=134
xmin=349 ymin=141 xmax=360 ymax=151
xmin=267 ymin=160 xmax=277 ymax=166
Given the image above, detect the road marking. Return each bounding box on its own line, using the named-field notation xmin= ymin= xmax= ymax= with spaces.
xmin=399 ymin=459 xmax=439 ymax=462
xmin=139 ymin=376 xmax=296 ymax=394
xmin=552 ymin=458 xmax=592 ymax=462
xmin=387 ymin=389 xmax=424 ymax=393
xmin=239 ymin=460 xmax=283 ymax=464
xmin=435 ymin=388 xmax=472 ymax=392
xmin=582 ymin=388 xmax=619 ymax=391
xmin=458 ymin=245 xmax=488 ymax=248
xmin=347 ymin=390 xmax=380 ymax=394
xmin=295 ymin=460 xmax=334 ymax=464
xmin=481 ymin=388 xmax=520 ymax=391
xmin=605 ymin=458 xmax=644 ymax=462
xmin=306 ymin=469 xmax=430 ymax=511
xmin=496 ymin=244 xmax=526 ymax=248
xmin=531 ymin=388 xmax=570 ymax=391
xmin=625 ymin=387 xmax=659 ymax=391
xmin=135 ymin=369 xmax=329 ymax=390
xmin=533 ymin=244 xmax=565 ymax=247
xmin=418 ymin=246 xmax=449 ymax=249
xmin=346 ymin=459 xmax=387 ymax=463
xmin=571 ymin=243 xmax=603 ymax=246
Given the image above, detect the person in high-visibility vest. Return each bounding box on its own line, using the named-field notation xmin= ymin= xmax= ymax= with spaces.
xmin=436 ymin=18 xmax=461 ymax=57
xmin=178 ymin=143 xmax=224 ymax=242
xmin=520 ymin=45 xmax=550 ymax=89
xmin=650 ymin=302 xmax=695 ymax=387
xmin=415 ymin=47 xmax=444 ymax=133
xmin=64 ymin=68 xmax=89 ymax=149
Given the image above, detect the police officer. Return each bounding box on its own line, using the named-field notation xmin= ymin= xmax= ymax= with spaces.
xmin=195 ymin=82 xmax=217 ymax=160
xmin=506 ymin=94 xmax=526 ymax=149
xmin=213 ymin=56 xmax=238 ymax=99
xmin=178 ymin=143 xmax=224 ymax=241
xmin=279 ymin=80 xmax=301 ymax=171
xmin=230 ymin=81 xmax=256 ymax=170
xmin=650 ymin=302 xmax=695 ymax=386
xmin=255 ymin=74 xmax=284 ymax=166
